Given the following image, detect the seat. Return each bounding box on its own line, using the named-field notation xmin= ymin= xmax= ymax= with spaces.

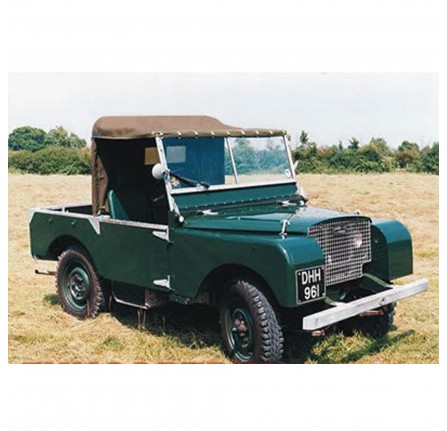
xmin=107 ymin=189 xmax=152 ymax=223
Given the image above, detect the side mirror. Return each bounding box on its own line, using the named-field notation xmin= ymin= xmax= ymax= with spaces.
xmin=152 ymin=163 xmax=168 ymax=180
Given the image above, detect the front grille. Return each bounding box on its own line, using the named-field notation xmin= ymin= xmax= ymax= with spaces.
xmin=308 ymin=218 xmax=371 ymax=286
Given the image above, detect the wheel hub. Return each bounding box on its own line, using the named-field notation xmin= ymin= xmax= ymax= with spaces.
xmin=66 ymin=267 xmax=90 ymax=303
xmin=230 ymin=308 xmax=253 ymax=352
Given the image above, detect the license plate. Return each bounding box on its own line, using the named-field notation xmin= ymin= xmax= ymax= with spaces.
xmin=296 ymin=266 xmax=326 ymax=304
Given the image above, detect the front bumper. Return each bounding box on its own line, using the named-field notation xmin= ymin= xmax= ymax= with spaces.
xmin=302 ymin=278 xmax=429 ymax=331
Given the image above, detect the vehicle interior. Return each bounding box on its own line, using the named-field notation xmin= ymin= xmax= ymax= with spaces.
xmin=94 ymin=138 xmax=169 ymax=225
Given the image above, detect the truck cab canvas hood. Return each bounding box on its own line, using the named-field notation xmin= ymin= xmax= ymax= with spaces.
xmin=182 ymin=205 xmax=369 ymax=235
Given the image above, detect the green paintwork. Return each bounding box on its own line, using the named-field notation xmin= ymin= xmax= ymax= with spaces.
xmin=182 ymin=203 xmax=366 ymax=234
xmin=30 ymin=210 xmax=99 ymax=260
xmin=107 ymin=190 xmax=128 ymax=220
xmin=369 ymin=219 xmax=413 ymax=281
xmin=169 ymin=227 xmax=324 ymax=307
xmin=29 ymin=209 xmax=169 ymax=292
xmin=222 ymin=299 xmax=255 ymax=362
xmin=173 ymin=182 xmax=298 ymax=211
xmin=29 ymin=197 xmax=414 ymax=309
xmin=94 ymin=221 xmax=169 ymax=288
xmin=61 ymin=263 xmax=91 ymax=313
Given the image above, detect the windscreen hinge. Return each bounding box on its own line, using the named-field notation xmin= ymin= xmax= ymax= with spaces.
xmin=280 ymin=219 xmax=290 ymax=237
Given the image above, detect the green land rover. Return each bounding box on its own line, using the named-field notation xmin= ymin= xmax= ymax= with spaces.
xmin=29 ymin=116 xmax=428 ymax=363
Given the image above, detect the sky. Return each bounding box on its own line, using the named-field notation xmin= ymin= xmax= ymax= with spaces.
xmin=8 ymin=73 xmax=438 ymax=149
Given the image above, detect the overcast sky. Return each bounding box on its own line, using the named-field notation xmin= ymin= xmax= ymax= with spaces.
xmin=8 ymin=73 xmax=438 ymax=148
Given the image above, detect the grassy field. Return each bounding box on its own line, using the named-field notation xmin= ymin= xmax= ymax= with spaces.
xmin=8 ymin=173 xmax=439 ymax=363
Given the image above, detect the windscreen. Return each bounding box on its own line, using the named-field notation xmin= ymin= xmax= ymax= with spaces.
xmin=226 ymin=136 xmax=293 ymax=185
xmin=163 ymin=135 xmax=293 ymax=192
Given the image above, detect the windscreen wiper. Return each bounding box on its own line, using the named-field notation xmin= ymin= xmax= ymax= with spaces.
xmin=170 ymin=171 xmax=210 ymax=189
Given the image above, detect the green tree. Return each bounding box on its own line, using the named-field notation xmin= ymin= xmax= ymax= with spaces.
xmin=258 ymin=140 xmax=287 ymax=173
xmin=348 ymin=137 xmax=360 ymax=150
xmin=326 ymin=147 xmax=357 ymax=172
xmin=9 ymin=147 xmax=91 ymax=175
xmin=293 ymin=141 xmax=324 ymax=173
xmin=299 ymin=130 xmax=309 ymax=146
xmin=231 ymin=138 xmax=257 ymax=174
xmin=357 ymin=144 xmax=393 ymax=173
xmin=8 ymin=150 xmax=35 ymax=171
xmin=369 ymin=137 xmax=392 ymax=157
xmin=394 ymin=141 xmax=421 ymax=170
xmin=8 ymin=126 xmax=47 ymax=152
xmin=32 ymin=146 xmax=91 ymax=174
xmin=420 ymin=143 xmax=439 ymax=174
xmin=44 ymin=126 xmax=86 ymax=148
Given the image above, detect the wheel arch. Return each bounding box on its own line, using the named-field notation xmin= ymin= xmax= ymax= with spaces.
xmin=47 ymin=235 xmax=91 ymax=261
xmin=198 ymin=263 xmax=279 ymax=308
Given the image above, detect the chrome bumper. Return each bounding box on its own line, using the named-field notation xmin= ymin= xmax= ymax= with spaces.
xmin=302 ymin=278 xmax=429 ymax=331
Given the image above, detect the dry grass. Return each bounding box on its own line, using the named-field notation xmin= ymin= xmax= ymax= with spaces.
xmin=8 ymin=173 xmax=438 ymax=363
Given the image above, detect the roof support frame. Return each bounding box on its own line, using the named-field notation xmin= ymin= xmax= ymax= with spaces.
xmin=155 ymin=136 xmax=181 ymax=217
xmin=225 ymin=137 xmax=239 ymax=184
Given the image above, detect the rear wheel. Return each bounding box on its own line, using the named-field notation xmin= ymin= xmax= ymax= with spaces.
xmin=56 ymin=245 xmax=105 ymax=319
xmin=220 ymin=280 xmax=284 ymax=363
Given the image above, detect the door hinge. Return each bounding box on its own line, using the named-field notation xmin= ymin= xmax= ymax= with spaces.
xmin=153 ymin=276 xmax=172 ymax=290
xmin=152 ymin=230 xmax=169 ymax=242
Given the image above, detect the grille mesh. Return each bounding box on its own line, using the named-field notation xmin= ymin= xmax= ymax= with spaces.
xmin=308 ymin=219 xmax=371 ymax=286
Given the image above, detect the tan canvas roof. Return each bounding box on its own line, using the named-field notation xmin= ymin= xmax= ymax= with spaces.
xmin=92 ymin=115 xmax=286 ymax=139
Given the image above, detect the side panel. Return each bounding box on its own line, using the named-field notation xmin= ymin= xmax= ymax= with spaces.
xmin=369 ymin=219 xmax=413 ymax=281
xmin=95 ymin=221 xmax=169 ymax=289
xmin=170 ymin=228 xmax=324 ymax=308
xmin=29 ymin=210 xmax=169 ymax=290
xmin=29 ymin=210 xmax=100 ymax=260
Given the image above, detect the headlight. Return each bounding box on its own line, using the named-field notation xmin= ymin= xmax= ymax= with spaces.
xmin=353 ymin=233 xmax=363 ymax=249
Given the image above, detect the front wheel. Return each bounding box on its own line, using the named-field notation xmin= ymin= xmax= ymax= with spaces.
xmin=56 ymin=245 xmax=105 ymax=319
xmin=220 ymin=280 xmax=284 ymax=363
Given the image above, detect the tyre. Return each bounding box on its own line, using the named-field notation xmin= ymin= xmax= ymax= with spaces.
xmin=56 ymin=245 xmax=105 ymax=319
xmin=220 ymin=280 xmax=284 ymax=363
xmin=339 ymin=289 xmax=396 ymax=337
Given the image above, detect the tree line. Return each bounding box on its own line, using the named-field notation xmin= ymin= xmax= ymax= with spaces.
xmin=8 ymin=125 xmax=439 ymax=175
xmin=8 ymin=126 xmax=91 ymax=174
xmin=292 ymin=131 xmax=439 ymax=175
xmin=226 ymin=138 xmax=288 ymax=175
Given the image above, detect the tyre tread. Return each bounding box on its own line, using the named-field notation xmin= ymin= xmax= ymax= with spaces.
xmin=221 ymin=280 xmax=284 ymax=363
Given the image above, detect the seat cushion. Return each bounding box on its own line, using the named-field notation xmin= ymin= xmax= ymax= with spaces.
xmin=107 ymin=189 xmax=151 ymax=222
